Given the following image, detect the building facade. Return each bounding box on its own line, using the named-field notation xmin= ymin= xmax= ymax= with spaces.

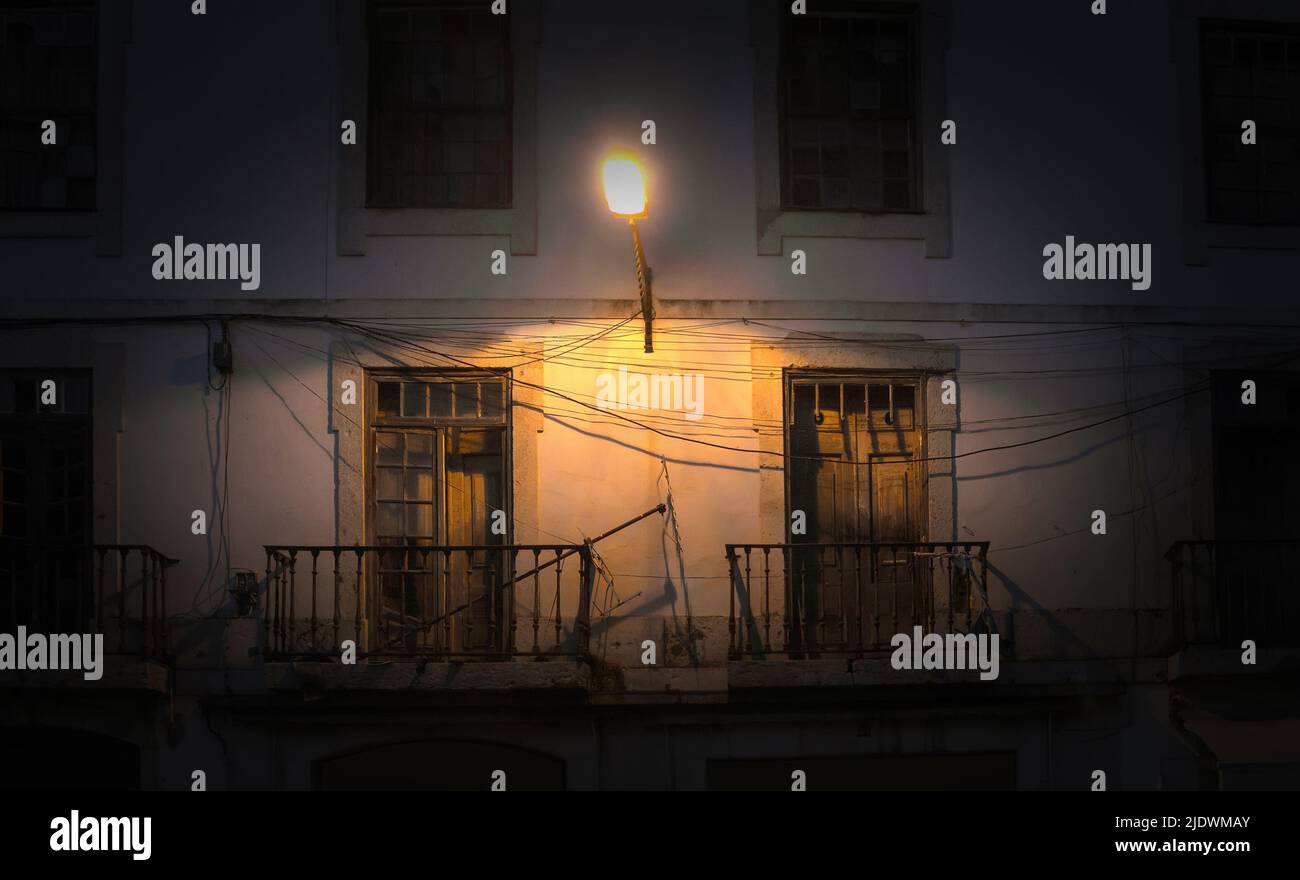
xmin=2 ymin=0 xmax=1299 ymax=790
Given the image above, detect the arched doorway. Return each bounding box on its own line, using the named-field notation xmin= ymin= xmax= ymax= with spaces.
xmin=0 ymin=725 xmax=141 ymax=790
xmin=316 ymin=739 xmax=566 ymax=791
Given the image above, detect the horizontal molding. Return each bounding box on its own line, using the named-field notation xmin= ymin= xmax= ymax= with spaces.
xmin=5 ymin=298 xmax=1300 ymax=327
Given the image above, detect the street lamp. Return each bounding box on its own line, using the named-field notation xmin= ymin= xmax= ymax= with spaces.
xmin=602 ymin=151 xmax=654 ymax=353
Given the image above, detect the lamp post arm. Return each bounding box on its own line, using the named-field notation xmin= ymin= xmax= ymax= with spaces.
xmin=629 ymin=218 xmax=654 ymax=353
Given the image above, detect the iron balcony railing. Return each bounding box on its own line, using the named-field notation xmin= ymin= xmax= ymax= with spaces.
xmin=1166 ymin=539 xmax=1300 ymax=649
xmin=263 ymin=543 xmax=596 ymax=660
xmin=726 ymin=541 xmax=992 ymax=658
xmin=0 ymin=539 xmax=177 ymax=662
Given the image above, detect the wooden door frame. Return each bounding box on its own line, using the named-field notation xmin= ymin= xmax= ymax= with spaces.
xmin=782 ymin=370 xmax=930 ymax=544
xmin=362 ymin=369 xmax=513 ymax=651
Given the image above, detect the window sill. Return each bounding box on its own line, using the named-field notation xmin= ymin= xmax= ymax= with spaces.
xmin=757 ymin=208 xmax=949 ymax=258
xmin=1184 ymin=220 xmax=1300 ymax=265
xmin=0 ymin=211 xmax=96 ymax=239
xmin=362 ymin=206 xmax=530 ymax=250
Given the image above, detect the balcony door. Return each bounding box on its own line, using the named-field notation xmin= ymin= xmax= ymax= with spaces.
xmin=786 ymin=376 xmax=926 ymax=653
xmin=367 ymin=372 xmax=509 ymax=655
xmin=1209 ymin=371 xmax=1300 ymax=644
xmin=0 ymin=371 xmax=92 ymax=634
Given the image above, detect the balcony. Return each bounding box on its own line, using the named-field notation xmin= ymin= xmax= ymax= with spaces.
xmin=1167 ymin=539 xmax=1300 ymax=650
xmin=726 ymin=541 xmax=992 ymax=659
xmin=262 ymin=543 xmax=595 ymax=661
xmin=0 ymin=540 xmax=177 ymax=666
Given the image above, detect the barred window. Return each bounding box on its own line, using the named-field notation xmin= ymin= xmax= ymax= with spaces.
xmin=1200 ymin=20 xmax=1300 ymax=225
xmin=780 ymin=1 xmax=919 ymax=212
xmin=0 ymin=1 xmax=98 ymax=210
xmin=366 ymin=1 xmax=512 ymax=209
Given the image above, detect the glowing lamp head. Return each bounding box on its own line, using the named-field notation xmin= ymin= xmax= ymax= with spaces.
xmin=602 ymin=153 xmax=648 ymax=218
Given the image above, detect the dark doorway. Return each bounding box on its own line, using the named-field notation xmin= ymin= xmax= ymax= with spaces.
xmin=1209 ymin=370 xmax=1300 ymax=645
xmin=316 ymin=739 xmax=565 ymax=791
xmin=0 ymin=725 xmax=140 ymax=790
xmin=0 ymin=370 xmax=93 ymax=634
xmin=708 ymin=752 xmax=1016 ymax=791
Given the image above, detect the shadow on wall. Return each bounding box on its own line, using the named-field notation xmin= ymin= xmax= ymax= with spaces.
xmin=986 ymin=561 xmax=1093 ymax=659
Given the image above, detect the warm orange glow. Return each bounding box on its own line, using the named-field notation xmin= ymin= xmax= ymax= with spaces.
xmin=602 ymin=152 xmax=648 ymax=218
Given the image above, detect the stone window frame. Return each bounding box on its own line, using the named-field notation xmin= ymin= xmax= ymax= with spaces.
xmin=1173 ymin=0 xmax=1300 ymax=264
xmin=750 ymin=0 xmax=952 ymax=258
xmin=335 ymin=0 xmax=541 ymax=256
xmin=0 ymin=0 xmax=129 ymax=255
xmin=329 ymin=338 xmax=542 ymax=550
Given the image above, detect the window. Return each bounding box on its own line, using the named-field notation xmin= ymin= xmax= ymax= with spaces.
xmin=0 ymin=369 xmax=93 ymax=633
xmin=780 ymin=2 xmax=920 ymax=212
xmin=366 ymin=1 xmax=512 ymax=209
xmin=366 ymin=371 xmax=509 ymax=652
xmin=751 ymin=0 xmax=949 ymax=256
xmin=1200 ymin=20 xmax=1300 ymax=225
xmin=0 ymin=1 xmax=98 ymax=211
xmin=1204 ymin=370 xmax=1300 ymax=645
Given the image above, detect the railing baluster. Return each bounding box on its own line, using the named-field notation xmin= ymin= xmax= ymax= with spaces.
xmin=138 ymin=549 xmax=148 ymax=657
xmin=946 ymin=548 xmax=955 ymax=633
xmin=418 ymin=548 xmax=431 ymax=651
xmin=837 ymin=545 xmax=847 ymax=647
xmin=309 ymin=550 xmax=320 ymax=655
xmin=441 ymin=550 xmax=452 ymax=652
xmin=726 ymin=548 xmax=736 ymax=655
xmin=485 ymin=548 xmax=497 ymax=652
xmin=265 ymin=551 xmax=275 ymax=655
xmin=889 ymin=545 xmax=899 ymax=637
xmin=782 ymin=546 xmax=792 ymax=652
xmin=399 ymin=550 xmax=409 ymax=652
xmin=377 ymin=548 xmax=389 ymax=651
xmin=577 ymin=544 xmax=594 ymax=656
xmin=743 ymin=549 xmax=752 ymax=654
xmin=962 ymin=546 xmax=972 ymax=632
xmin=553 ymin=552 xmax=564 ymax=651
xmin=871 ymin=544 xmax=880 ymax=650
xmin=507 ymin=548 xmax=518 ymax=654
xmin=332 ymin=549 xmax=342 ymax=653
xmin=287 ymin=552 xmax=298 ymax=654
xmin=464 ymin=549 xmax=475 ymax=652
xmin=118 ymin=549 xmax=127 ymax=653
xmin=762 ymin=547 xmax=772 ymax=653
xmin=353 ymin=549 xmax=364 ymax=652
xmin=815 ymin=545 xmax=826 ymax=648
xmin=531 ymin=549 xmax=541 ymax=654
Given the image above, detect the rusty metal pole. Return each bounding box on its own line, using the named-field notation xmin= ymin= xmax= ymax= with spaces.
xmin=630 ymin=218 xmax=654 ymax=353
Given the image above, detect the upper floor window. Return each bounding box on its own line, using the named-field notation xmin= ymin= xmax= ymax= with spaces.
xmin=0 ymin=1 xmax=98 ymax=211
xmin=1200 ymin=19 xmax=1300 ymax=225
xmin=780 ymin=1 xmax=919 ymax=212
xmin=366 ymin=1 xmax=512 ymax=210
